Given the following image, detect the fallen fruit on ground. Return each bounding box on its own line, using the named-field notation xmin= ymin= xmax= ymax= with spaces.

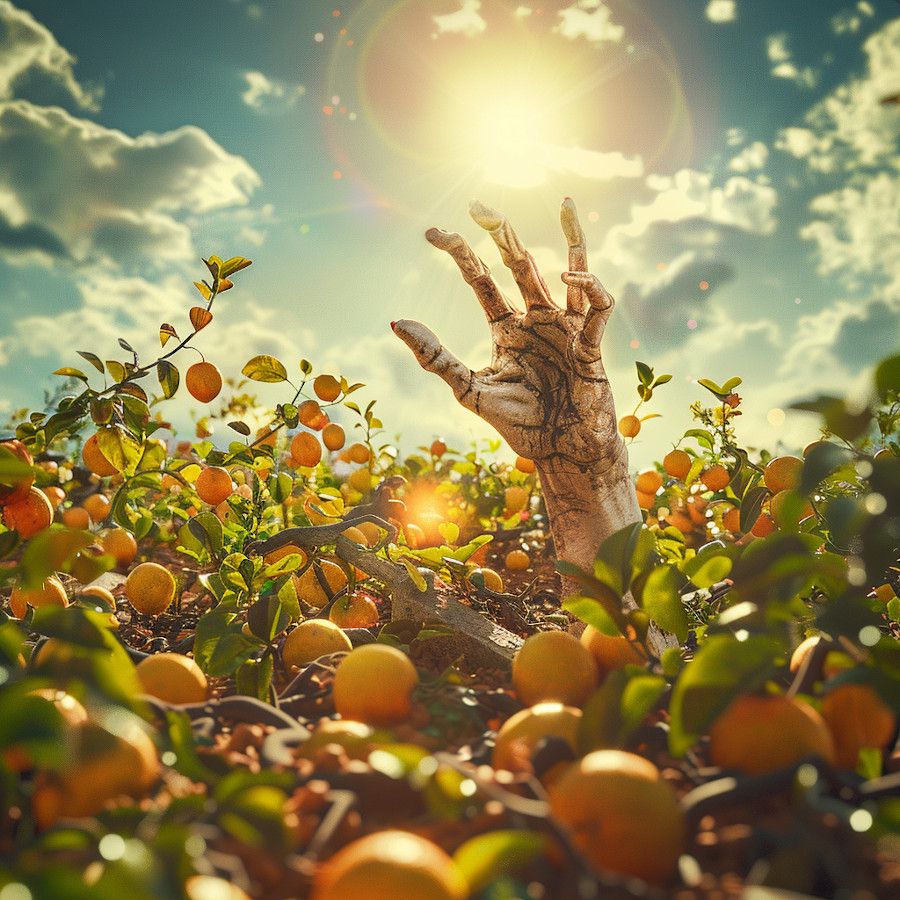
xmin=512 ymin=630 xmax=599 ymax=707
xmin=548 ymin=749 xmax=685 ymax=883
xmin=9 ymin=575 xmax=68 ymax=619
xmin=708 ymin=692 xmax=836 ymax=774
xmin=469 ymin=566 xmax=503 ymax=592
xmin=61 ymin=505 xmax=91 ymax=530
xmin=503 ymin=485 xmax=529 ymax=515
xmin=491 ymin=701 xmax=582 ymax=774
xmin=81 ymin=493 xmax=111 ymax=522
xmin=820 ymin=681 xmax=897 ymax=771
xmin=579 ymin=625 xmax=645 ymax=681
xmin=185 ymin=875 xmax=253 ymax=900
xmin=125 ymin=562 xmax=176 ymax=617
xmin=298 ymin=719 xmax=387 ymax=761
xmin=101 ymin=527 xmax=138 ymax=566
xmin=135 ymin=652 xmax=209 ymax=704
xmin=195 ymin=466 xmax=234 ymax=505
xmin=504 ymin=548 xmax=530 ymax=570
xmin=332 ymin=643 xmax=419 ymax=727
xmin=282 ymin=619 xmax=353 ymax=671
xmin=312 ymin=829 xmax=468 ymax=900
xmin=2 ymin=485 xmax=54 ymax=538
xmin=185 ymin=360 xmax=223 ymax=403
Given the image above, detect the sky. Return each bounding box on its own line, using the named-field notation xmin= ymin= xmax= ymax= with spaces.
xmin=1 ymin=0 xmax=899 ymax=470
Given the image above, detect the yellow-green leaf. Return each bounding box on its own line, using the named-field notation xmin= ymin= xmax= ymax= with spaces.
xmin=190 ymin=307 xmax=213 ymax=331
xmin=242 ymin=355 xmax=288 ymax=383
xmin=159 ymin=323 xmax=178 ymax=347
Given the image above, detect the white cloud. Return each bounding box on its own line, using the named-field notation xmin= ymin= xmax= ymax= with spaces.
xmin=766 ymin=33 xmax=819 ymax=88
xmin=514 ymin=6 xmax=533 ymax=17
xmin=728 ymin=141 xmax=769 ymax=172
xmin=432 ymin=0 xmax=486 ymax=39
xmin=705 ymin=1 xmax=737 ymax=24
xmin=831 ymin=2 xmax=875 ymax=35
xmin=241 ymin=71 xmax=305 ymax=111
xmin=0 ymin=100 xmax=260 ymax=266
xmin=555 ymin=0 xmax=624 ymax=46
xmin=0 ymin=0 xmax=101 ymax=111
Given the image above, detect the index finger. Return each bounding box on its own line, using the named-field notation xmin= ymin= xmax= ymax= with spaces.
xmin=561 ymin=197 xmax=588 ymax=314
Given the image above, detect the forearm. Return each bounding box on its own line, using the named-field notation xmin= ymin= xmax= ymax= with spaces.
xmin=536 ymin=438 xmax=641 ymax=578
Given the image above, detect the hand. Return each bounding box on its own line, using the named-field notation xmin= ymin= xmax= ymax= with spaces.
xmin=392 ymin=199 xmax=622 ymax=471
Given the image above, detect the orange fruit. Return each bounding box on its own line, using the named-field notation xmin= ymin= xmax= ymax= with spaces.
xmin=700 ymin=464 xmax=730 ymax=492
xmin=636 ymin=490 xmax=656 ymax=510
xmin=821 ymin=682 xmax=897 ymax=771
xmin=505 ymin=549 xmax=531 ymax=570
xmin=548 ymin=749 xmax=685 ymax=883
xmin=125 ymin=562 xmax=176 ymax=616
xmin=185 ymin=361 xmax=223 ymax=403
xmin=312 ymin=830 xmax=468 ymax=900
xmin=515 ymin=455 xmax=536 ymax=474
xmin=264 ymin=543 xmax=308 ymax=569
xmin=81 ymin=493 xmax=111 ymax=523
xmin=664 ymin=508 xmax=694 ymax=534
xmin=708 ymin=692 xmax=836 ymax=774
xmin=750 ymin=512 xmax=775 ymax=538
xmin=618 ymin=415 xmax=641 ymax=438
xmin=764 ymin=455 xmax=803 ymax=493
xmin=722 ymin=506 xmax=741 ymax=533
xmin=0 ymin=439 xmax=35 ymax=507
xmin=291 ymin=431 xmax=323 ymax=468
xmin=663 ymin=448 xmax=691 ymax=480
xmin=635 ymin=468 xmax=663 ymax=495
xmin=294 ymin=558 xmax=348 ymax=609
xmin=347 ymin=467 xmax=372 ymax=493
xmin=195 ymin=466 xmax=234 ymax=505
xmin=580 ymin=625 xmax=645 ymax=682
xmin=185 ymin=875 xmax=253 ymax=900
xmin=469 ymin=566 xmax=503 ymax=592
xmin=347 ymin=442 xmax=370 ymax=465
xmin=430 ymin=439 xmax=447 ymax=458
xmin=2 ymin=486 xmax=54 ymax=538
xmin=9 ymin=576 xmax=68 ymax=619
xmin=332 ymin=643 xmax=419 ymax=727
xmin=352 ymin=521 xmax=382 ymax=547
xmin=492 ymin=701 xmax=582 ymax=774
xmin=33 ymin=718 xmax=159 ymax=828
xmin=769 ymin=490 xmax=815 ymax=529
xmin=101 ymin=528 xmax=138 ymax=567
xmin=2 ymin=689 xmax=88 ymax=772
xmin=503 ymin=485 xmax=530 ymax=515
xmin=136 ymin=652 xmax=209 ymax=704
xmin=298 ymin=719 xmax=386 ymax=761
xmin=298 ymin=399 xmax=329 ymax=431
xmin=329 ymin=591 xmax=380 ymax=629
xmin=61 ymin=505 xmax=92 ymax=530
xmin=41 ymin=485 xmax=66 ymax=511
xmin=512 ymin=630 xmax=599 ymax=707
xmin=82 ymin=433 xmax=119 ymax=477
xmin=313 ymin=374 xmax=342 ymax=402
xmin=282 ymin=619 xmax=352 ymax=671
xmin=322 ymin=423 xmax=346 ymax=451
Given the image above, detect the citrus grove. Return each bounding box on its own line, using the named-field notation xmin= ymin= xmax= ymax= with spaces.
xmin=0 ymin=253 xmax=898 ymax=900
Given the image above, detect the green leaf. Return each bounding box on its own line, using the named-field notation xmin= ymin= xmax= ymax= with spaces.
xmin=400 ymin=557 xmax=428 ymax=591
xmin=77 ymin=350 xmax=105 ymax=374
xmin=682 ymin=545 xmax=737 ymax=589
xmin=740 ymin=485 xmax=768 ymax=533
xmin=235 ymin=655 xmax=274 ymax=702
xmin=96 ymin=425 xmax=143 ymax=475
xmin=187 ymin=511 xmax=224 ymax=557
xmin=242 ymin=355 xmax=288 ymax=383
xmin=157 ymin=360 xmax=180 ymax=399
xmin=438 ymin=522 xmax=459 ymax=544
xmin=667 ymin=633 xmax=780 ymax=757
xmin=790 ymin=396 xmax=872 ymax=442
xmin=640 ymin=564 xmax=689 ymax=642
xmin=697 ymin=378 xmax=725 ymax=396
xmin=592 ymin=522 xmax=643 ymax=596
xmin=800 ymin=442 xmax=854 ymax=494
xmin=683 ymin=428 xmax=715 ymax=451
xmin=635 ymin=360 xmax=654 ymax=386
xmin=106 ymin=359 xmax=127 ymax=382
xmin=452 ymin=830 xmax=544 ymax=895
xmin=562 ymin=595 xmax=620 ymax=636
xmin=874 ymin=354 xmax=900 ymax=400
xmin=652 ymin=373 xmax=673 ymax=387
xmin=221 ymin=256 xmax=252 ymax=277
xmin=721 ymin=376 xmax=743 ymax=393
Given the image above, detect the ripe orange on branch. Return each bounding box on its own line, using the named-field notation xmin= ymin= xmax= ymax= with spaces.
xmin=101 ymin=527 xmax=138 ymax=567
xmin=700 ymin=464 xmax=730 ymax=492
xmin=185 ymin=361 xmax=223 ymax=403
xmin=764 ymin=455 xmax=803 ymax=493
xmin=580 ymin=625 xmax=645 ymax=682
xmin=125 ymin=562 xmax=176 ymax=617
xmin=195 ymin=466 xmax=234 ymax=505
xmin=3 ymin=486 xmax=54 ymax=538
xmin=0 ymin=439 xmax=35 ymax=507
xmin=663 ymin=448 xmax=691 ymax=480
xmin=291 ymin=432 xmax=323 ymax=468
xmin=820 ymin=682 xmax=897 ymax=771
xmin=81 ymin=493 xmax=111 ymax=523
xmin=81 ymin=432 xmax=119 ymax=477
xmin=313 ymin=374 xmax=342 ymax=402
xmin=9 ymin=576 xmax=68 ymax=619
xmin=618 ymin=415 xmax=641 ymax=438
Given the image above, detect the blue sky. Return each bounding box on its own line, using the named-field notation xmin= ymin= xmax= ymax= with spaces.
xmin=1 ymin=0 xmax=899 ymax=468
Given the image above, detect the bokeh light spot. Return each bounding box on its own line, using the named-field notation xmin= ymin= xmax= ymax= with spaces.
xmin=657 ymin=262 xmax=666 ymax=271
xmin=687 ymin=319 xmax=698 ymax=330
xmin=300 ymin=224 xmax=310 ymax=234
xmin=859 ymin=625 xmax=880 ymax=647
xmin=314 ymin=32 xmax=324 ymax=42
xmin=333 ymin=170 xmax=342 ymax=179
xmin=99 ymin=834 xmax=126 ymax=861
xmin=699 ymin=281 xmax=709 ymax=290
xmin=588 ymin=210 xmax=600 ymax=222
xmin=333 ymin=9 xmax=340 ymax=16
xmin=849 ymin=808 xmax=873 ymax=832
xmin=629 ymin=340 xmax=639 ymax=349
xmin=767 ymin=408 xmax=786 ymax=426
xmin=795 ymin=297 xmax=802 ymax=304
xmin=323 ymin=105 xmax=334 ymax=115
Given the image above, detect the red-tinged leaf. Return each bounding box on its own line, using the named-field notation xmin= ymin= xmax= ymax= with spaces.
xmin=216 ymin=278 xmax=234 ymax=292
xmin=190 ymin=307 xmax=213 ymax=331
xmin=221 ymin=256 xmax=252 ymax=277
xmin=193 ymin=281 xmax=212 ymax=300
xmin=77 ymin=351 xmax=105 ymax=374
xmin=203 ymin=255 xmax=223 ymax=279
xmin=159 ymin=323 xmax=178 ymax=347
xmin=116 ymin=383 xmax=149 ymax=403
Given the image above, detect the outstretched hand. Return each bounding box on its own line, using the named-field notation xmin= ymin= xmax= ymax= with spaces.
xmin=392 ymin=199 xmax=622 ymax=471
